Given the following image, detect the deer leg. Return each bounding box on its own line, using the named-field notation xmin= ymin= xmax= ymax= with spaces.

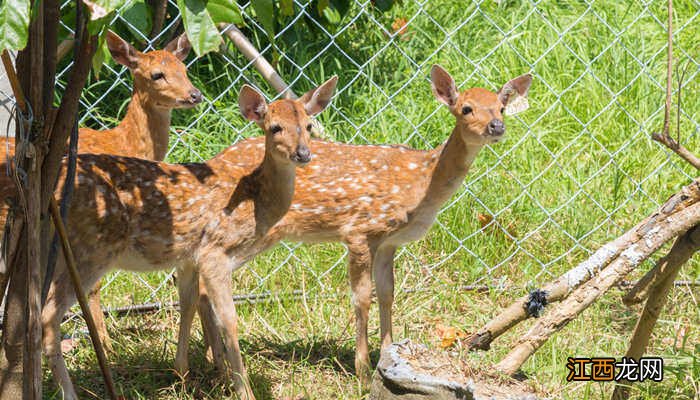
xmin=42 ymin=255 xmax=103 ymax=400
xmin=347 ymin=238 xmax=373 ymax=382
xmin=87 ymin=280 xmax=112 ymax=353
xmin=174 ymin=265 xmax=198 ymax=377
xmin=43 ymin=275 xmax=78 ymax=400
xmin=373 ymin=245 xmax=396 ymax=350
xmin=200 ymin=265 xmax=255 ymax=400
xmin=198 ymin=278 xmax=226 ymax=371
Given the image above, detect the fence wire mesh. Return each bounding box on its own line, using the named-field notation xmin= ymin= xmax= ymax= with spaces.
xmin=1 ymin=0 xmax=699 ymax=325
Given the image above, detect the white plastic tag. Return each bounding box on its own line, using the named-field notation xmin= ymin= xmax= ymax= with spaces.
xmin=505 ymin=93 xmax=529 ymax=116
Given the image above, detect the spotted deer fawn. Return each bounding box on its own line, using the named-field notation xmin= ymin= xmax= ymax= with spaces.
xmin=41 ymin=78 xmax=337 ymax=400
xmin=0 ymin=30 xmax=200 ymax=345
xmin=197 ymin=65 xmax=532 ymax=380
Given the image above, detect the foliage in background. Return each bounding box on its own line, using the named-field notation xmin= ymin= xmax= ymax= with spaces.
xmin=0 ymin=0 xmax=32 ymax=51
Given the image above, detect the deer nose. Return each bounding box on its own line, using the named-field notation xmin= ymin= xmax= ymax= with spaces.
xmin=294 ymin=145 xmax=311 ymax=164
xmin=488 ymin=119 xmax=505 ymax=136
xmin=189 ymin=89 xmax=202 ymax=104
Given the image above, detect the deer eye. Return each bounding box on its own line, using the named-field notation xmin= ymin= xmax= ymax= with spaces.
xmin=151 ymin=72 xmax=164 ymax=81
xmin=270 ymin=125 xmax=282 ymax=134
xmin=306 ymin=123 xmax=313 ymax=132
xmin=462 ymin=106 xmax=473 ymax=115
xmin=500 ymin=107 xmax=506 ymax=114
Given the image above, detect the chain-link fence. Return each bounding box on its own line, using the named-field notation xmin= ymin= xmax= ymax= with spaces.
xmin=2 ymin=0 xmax=699 ymax=325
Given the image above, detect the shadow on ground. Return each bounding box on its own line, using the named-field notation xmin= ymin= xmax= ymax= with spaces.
xmin=243 ymin=335 xmax=381 ymax=376
xmin=42 ymin=337 xmax=275 ymax=399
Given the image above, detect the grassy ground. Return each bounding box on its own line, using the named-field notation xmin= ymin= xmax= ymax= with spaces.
xmin=47 ymin=0 xmax=699 ymax=399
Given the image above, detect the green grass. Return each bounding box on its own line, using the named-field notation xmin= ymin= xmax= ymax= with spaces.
xmin=49 ymin=0 xmax=699 ymax=398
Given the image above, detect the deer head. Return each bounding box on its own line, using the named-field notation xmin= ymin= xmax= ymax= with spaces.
xmin=105 ymin=30 xmax=203 ymax=109
xmin=431 ymin=64 xmax=532 ymax=145
xmin=238 ymin=76 xmax=338 ymax=165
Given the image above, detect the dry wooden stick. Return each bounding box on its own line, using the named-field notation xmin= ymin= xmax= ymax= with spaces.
xmin=622 ymin=227 xmax=700 ymax=305
xmin=623 ymin=0 xmax=699 ymax=307
xmin=1 ymin=52 xmax=27 ymax=112
xmin=218 ymin=23 xmax=329 ymax=138
xmin=220 ymin=23 xmax=295 ymax=98
xmin=652 ymin=134 xmax=700 ymax=171
xmin=612 ymin=226 xmax=700 ymax=400
xmin=650 ymin=0 xmax=700 ymax=171
xmin=49 ymin=198 xmax=119 ymax=400
xmin=495 ymin=187 xmax=700 ymax=375
xmin=613 ymin=5 xmax=700 ymax=396
xmin=468 ymin=179 xmax=700 ymax=351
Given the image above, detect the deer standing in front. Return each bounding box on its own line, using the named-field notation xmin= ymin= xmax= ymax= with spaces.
xmin=40 ymin=78 xmax=337 ymax=400
xmin=0 ymin=30 xmax=201 ymax=346
xmin=197 ymin=65 xmax=532 ymax=380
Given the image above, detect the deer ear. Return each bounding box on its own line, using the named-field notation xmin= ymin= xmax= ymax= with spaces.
xmin=239 ymin=85 xmax=268 ymax=122
xmin=430 ymin=64 xmax=458 ymax=109
xmin=164 ymin=33 xmax=192 ymax=61
xmin=106 ymin=30 xmax=140 ymax=68
xmin=498 ymin=74 xmax=532 ymax=106
xmin=300 ymin=76 xmax=338 ymax=116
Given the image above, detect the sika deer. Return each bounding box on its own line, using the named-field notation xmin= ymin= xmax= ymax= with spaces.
xmin=0 ymin=30 xmax=199 ymax=165
xmin=0 ymin=30 xmax=200 ymax=346
xmin=197 ymin=65 xmax=532 ymax=380
xmin=40 ymin=78 xmax=337 ymax=400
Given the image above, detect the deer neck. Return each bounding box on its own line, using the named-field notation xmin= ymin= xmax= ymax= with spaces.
xmin=419 ymin=127 xmax=483 ymax=210
xmin=118 ymin=89 xmax=172 ymax=160
xmin=246 ymin=152 xmax=297 ymax=235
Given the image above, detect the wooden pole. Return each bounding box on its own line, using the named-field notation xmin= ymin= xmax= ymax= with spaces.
xmin=612 ymin=226 xmax=700 ymax=399
xmin=48 ymin=198 xmax=119 ymax=400
xmin=220 ymin=24 xmax=296 ymax=99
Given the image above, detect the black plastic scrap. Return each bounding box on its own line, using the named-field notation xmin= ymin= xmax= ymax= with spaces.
xmin=525 ymin=289 xmax=548 ymax=318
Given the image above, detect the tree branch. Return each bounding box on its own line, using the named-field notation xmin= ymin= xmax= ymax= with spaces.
xmin=468 ymin=179 xmax=700 ymax=351
xmin=651 ymin=0 xmax=700 ymax=171
xmin=40 ymin=25 xmax=97 ymax=209
xmin=623 ymin=224 xmax=700 ymax=305
xmin=612 ymin=226 xmax=700 ymax=400
xmin=651 ymin=132 xmax=700 ymax=170
xmin=496 ymin=197 xmax=700 ymax=375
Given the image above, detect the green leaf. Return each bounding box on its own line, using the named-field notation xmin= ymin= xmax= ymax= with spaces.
xmin=0 ymin=0 xmax=31 ymax=51
xmin=322 ymin=4 xmax=340 ymax=24
xmin=207 ymin=0 xmax=243 ymax=25
xmin=251 ymin=0 xmax=275 ymax=39
xmin=373 ymin=0 xmax=393 ymax=12
xmin=177 ymin=0 xmax=223 ymax=56
xmin=121 ymin=0 xmax=152 ymax=36
xmin=92 ymin=33 xmax=110 ymax=78
xmin=279 ymin=0 xmax=294 ymax=17
xmin=84 ymin=0 xmax=127 ymax=35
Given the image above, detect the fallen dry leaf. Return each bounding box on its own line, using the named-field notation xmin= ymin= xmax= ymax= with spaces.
xmin=478 ymin=213 xmax=517 ymax=240
xmin=435 ymin=323 xmax=466 ymax=349
xmin=392 ymin=18 xmax=409 ymax=36
xmin=477 ymin=213 xmax=493 ymax=228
